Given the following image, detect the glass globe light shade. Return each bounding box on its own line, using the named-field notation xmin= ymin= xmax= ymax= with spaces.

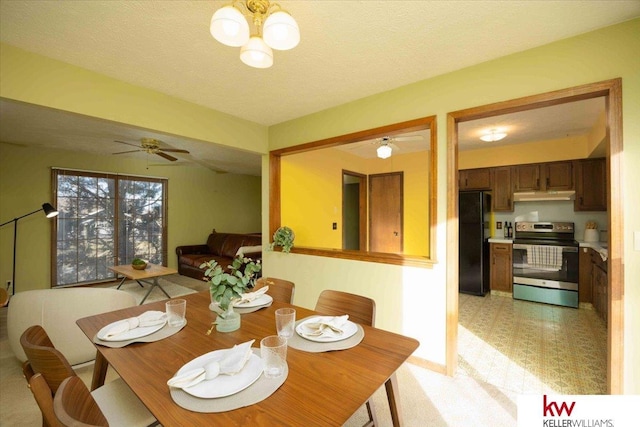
xmin=377 ymin=144 xmax=392 ymax=159
xmin=240 ymin=36 xmax=274 ymax=68
xmin=263 ymin=11 xmax=300 ymax=50
xmin=210 ymin=5 xmax=250 ymax=47
xmin=479 ymin=131 xmax=507 ymax=142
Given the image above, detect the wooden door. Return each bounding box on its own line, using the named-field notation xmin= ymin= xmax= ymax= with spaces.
xmin=369 ymin=172 xmax=403 ymax=253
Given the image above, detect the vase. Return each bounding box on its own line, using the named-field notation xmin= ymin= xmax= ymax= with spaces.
xmin=215 ymin=304 xmax=241 ymax=332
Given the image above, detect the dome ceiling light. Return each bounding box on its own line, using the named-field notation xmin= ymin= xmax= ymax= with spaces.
xmin=210 ymin=0 xmax=300 ymax=69
xmin=480 ymin=129 xmax=508 ymax=142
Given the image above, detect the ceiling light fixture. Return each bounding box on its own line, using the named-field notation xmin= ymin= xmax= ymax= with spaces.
xmin=480 ymin=129 xmax=507 ymax=142
xmin=377 ymin=143 xmax=392 ymax=159
xmin=210 ymin=0 xmax=300 ymax=69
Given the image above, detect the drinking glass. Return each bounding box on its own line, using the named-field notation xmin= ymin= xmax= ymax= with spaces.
xmin=260 ymin=335 xmax=287 ymax=378
xmin=275 ymin=307 xmax=296 ymax=339
xmin=165 ymin=299 xmax=186 ymax=327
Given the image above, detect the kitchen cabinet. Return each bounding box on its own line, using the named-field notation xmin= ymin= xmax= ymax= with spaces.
xmin=459 ymin=168 xmax=492 ymax=190
xmin=492 ymin=166 xmax=513 ymax=211
xmin=513 ymin=164 xmax=541 ymax=191
xmin=578 ymin=248 xmax=592 ymax=303
xmin=580 ymin=246 xmax=608 ymax=323
xmin=544 ymin=161 xmax=573 ymax=190
xmin=575 ymin=158 xmax=607 ymax=211
xmin=490 ymin=243 xmax=512 ymax=292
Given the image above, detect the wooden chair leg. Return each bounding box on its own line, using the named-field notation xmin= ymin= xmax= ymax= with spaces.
xmin=364 ymin=398 xmax=378 ymax=426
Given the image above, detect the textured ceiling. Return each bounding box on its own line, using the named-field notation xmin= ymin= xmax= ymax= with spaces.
xmin=0 ymin=1 xmax=637 ymax=173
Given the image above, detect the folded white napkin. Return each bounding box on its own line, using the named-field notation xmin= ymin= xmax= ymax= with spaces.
xmin=103 ymin=310 xmax=167 ymax=338
xmin=235 ymin=286 xmax=269 ymax=305
xmin=302 ymin=315 xmax=349 ymax=338
xmin=167 ymin=340 xmax=255 ymax=389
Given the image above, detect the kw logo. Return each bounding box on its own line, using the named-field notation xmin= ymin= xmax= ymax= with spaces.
xmin=543 ymin=395 xmax=576 ymax=417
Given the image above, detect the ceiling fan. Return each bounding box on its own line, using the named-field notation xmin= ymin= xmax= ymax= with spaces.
xmin=113 ymin=138 xmax=189 ymax=161
xmin=373 ymin=135 xmax=423 ymax=158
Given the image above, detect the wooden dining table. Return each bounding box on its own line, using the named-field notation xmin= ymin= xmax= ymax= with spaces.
xmin=76 ymin=291 xmax=419 ymax=426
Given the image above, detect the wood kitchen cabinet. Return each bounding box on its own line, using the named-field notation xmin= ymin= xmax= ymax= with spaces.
xmin=490 ymin=243 xmax=512 ymax=292
xmin=575 ymin=158 xmax=607 ymax=211
xmin=492 ymin=166 xmax=513 ymax=211
xmin=580 ymin=246 xmax=608 ymax=323
xmin=544 ymin=161 xmax=573 ymax=190
xmin=459 ymin=168 xmax=492 ymax=190
xmin=513 ymin=164 xmax=541 ymax=191
xmin=578 ymin=248 xmax=592 ymax=303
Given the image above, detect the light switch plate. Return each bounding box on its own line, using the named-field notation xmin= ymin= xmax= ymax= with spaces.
xmin=634 ymin=231 xmax=640 ymax=251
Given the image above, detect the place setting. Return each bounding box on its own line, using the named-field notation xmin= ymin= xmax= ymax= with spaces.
xmin=232 ymin=286 xmax=273 ymax=314
xmin=167 ymin=336 xmax=288 ymax=413
xmin=93 ymin=298 xmax=188 ymax=348
xmin=285 ymin=311 xmax=365 ymax=353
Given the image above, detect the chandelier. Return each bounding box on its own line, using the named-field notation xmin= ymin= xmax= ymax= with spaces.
xmin=210 ymin=0 xmax=300 ymax=69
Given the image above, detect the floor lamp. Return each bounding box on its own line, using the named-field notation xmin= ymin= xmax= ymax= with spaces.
xmin=0 ymin=203 xmax=59 ymax=295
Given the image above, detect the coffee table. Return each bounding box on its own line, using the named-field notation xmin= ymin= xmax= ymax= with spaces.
xmin=109 ymin=264 xmax=178 ymax=304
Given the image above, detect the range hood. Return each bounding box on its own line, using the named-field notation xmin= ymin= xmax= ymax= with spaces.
xmin=513 ymin=190 xmax=576 ymax=202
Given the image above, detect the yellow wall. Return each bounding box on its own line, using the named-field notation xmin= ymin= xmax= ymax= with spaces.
xmin=0 ymin=143 xmax=261 ymax=292
xmin=281 ymin=148 xmax=429 ymax=255
xmin=266 ymin=19 xmax=640 ymax=392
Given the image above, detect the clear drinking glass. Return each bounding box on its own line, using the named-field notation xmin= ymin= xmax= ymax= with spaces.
xmin=275 ymin=307 xmax=296 ymax=339
xmin=165 ymin=299 xmax=186 ymax=327
xmin=260 ymin=335 xmax=287 ymax=378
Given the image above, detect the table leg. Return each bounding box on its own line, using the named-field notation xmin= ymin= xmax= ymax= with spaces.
xmin=91 ymin=351 xmax=108 ymax=391
xmin=138 ymin=278 xmax=171 ymax=305
xmin=115 ymin=276 xmax=127 ymax=289
xmin=385 ymin=373 xmax=404 ymax=427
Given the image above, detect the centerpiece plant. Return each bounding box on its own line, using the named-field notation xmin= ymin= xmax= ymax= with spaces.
xmin=200 ymin=255 xmax=262 ymax=312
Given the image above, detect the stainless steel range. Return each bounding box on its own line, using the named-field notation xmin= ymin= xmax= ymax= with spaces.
xmin=512 ymin=221 xmax=579 ymax=308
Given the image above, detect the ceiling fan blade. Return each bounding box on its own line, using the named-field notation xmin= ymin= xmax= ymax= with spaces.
xmin=156 ymin=152 xmax=178 ymax=161
xmin=393 ymin=135 xmax=423 ymax=142
xmin=114 ymin=140 xmax=142 ymax=148
xmin=160 ymin=148 xmax=190 ymax=154
xmin=113 ymin=149 xmax=144 ymax=155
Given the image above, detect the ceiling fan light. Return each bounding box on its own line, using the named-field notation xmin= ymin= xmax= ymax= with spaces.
xmin=210 ymin=5 xmax=250 ymax=47
xmin=377 ymin=144 xmax=392 ymax=159
xmin=263 ymin=11 xmax=300 ymax=50
xmin=240 ymin=36 xmax=274 ymax=68
xmin=480 ymin=130 xmax=507 ymax=142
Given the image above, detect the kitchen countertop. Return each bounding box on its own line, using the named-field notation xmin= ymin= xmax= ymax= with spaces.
xmin=488 ymin=238 xmax=513 ymax=244
xmin=577 ymin=241 xmax=608 ymax=260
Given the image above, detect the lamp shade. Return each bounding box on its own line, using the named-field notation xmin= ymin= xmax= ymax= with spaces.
xmin=480 ymin=130 xmax=507 ymax=142
xmin=240 ymin=36 xmax=274 ymax=68
xmin=42 ymin=203 xmax=59 ymax=218
xmin=377 ymin=145 xmax=392 ymax=159
xmin=210 ymin=5 xmax=250 ymax=47
xmin=263 ymin=11 xmax=300 ymax=50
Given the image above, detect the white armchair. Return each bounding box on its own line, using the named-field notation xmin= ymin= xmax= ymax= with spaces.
xmin=7 ymin=288 xmax=136 ymax=366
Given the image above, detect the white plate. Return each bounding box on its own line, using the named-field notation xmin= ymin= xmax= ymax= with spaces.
xmin=177 ymin=350 xmax=263 ymax=398
xmin=296 ymin=316 xmax=358 ymax=343
xmin=234 ymin=293 xmax=273 ymax=308
xmin=96 ymin=319 xmax=166 ymax=342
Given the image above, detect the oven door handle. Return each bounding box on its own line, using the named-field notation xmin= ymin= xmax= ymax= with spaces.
xmin=513 ymin=244 xmax=578 ymax=252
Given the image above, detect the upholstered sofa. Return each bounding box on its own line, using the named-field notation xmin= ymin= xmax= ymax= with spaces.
xmin=175 ymin=230 xmax=262 ymax=281
xmin=7 ymin=288 xmax=136 ymax=366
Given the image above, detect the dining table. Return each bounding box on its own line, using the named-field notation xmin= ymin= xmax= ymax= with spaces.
xmin=76 ymin=290 xmax=420 ymax=426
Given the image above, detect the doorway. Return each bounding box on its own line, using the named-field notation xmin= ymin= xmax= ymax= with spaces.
xmin=446 ymin=79 xmax=623 ymax=393
xmin=369 ymin=172 xmax=404 ymax=253
xmin=342 ymin=170 xmax=367 ymax=250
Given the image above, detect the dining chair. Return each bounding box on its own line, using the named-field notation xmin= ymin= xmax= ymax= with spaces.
xmin=253 ymin=277 xmax=295 ymax=304
xmin=314 ymin=289 xmax=378 ymax=427
xmin=22 ymin=361 xmax=61 ymax=427
xmin=20 ymin=325 xmax=157 ymax=427
xmin=53 ymin=376 xmax=108 ymax=427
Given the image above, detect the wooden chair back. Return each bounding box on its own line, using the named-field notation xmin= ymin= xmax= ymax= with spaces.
xmin=22 ymin=360 xmax=63 ymax=427
xmin=54 ymin=376 xmax=109 ymax=427
xmin=314 ymin=290 xmax=376 ymax=327
xmin=254 ymin=277 xmax=295 ymax=304
xmin=20 ymin=325 xmax=75 ymax=394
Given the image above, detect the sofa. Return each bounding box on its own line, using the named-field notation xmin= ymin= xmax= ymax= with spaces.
xmin=175 ymin=230 xmax=262 ymax=281
xmin=7 ymin=288 xmax=136 ymax=366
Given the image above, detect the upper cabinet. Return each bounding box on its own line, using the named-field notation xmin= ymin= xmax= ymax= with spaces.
xmin=575 ymin=158 xmax=607 ymax=211
xmin=460 ymin=158 xmax=606 ymax=212
xmin=492 ymin=167 xmax=513 ymax=211
xmin=459 ymin=168 xmax=491 ymax=190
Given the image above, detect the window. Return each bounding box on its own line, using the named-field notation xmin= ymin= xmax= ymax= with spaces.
xmin=52 ymin=169 xmax=167 ymax=287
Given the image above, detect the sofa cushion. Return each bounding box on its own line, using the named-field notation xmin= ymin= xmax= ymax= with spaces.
xmin=219 ymin=234 xmax=248 ymax=259
xmin=206 ymin=231 xmax=229 ymax=256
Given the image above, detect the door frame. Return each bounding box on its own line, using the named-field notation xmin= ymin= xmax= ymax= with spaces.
xmin=446 ymin=78 xmax=624 ymax=393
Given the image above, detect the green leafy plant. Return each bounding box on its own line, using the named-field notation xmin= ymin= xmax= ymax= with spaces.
xmin=200 ymin=255 xmax=262 ymax=312
xmin=269 ymin=226 xmax=295 ymax=253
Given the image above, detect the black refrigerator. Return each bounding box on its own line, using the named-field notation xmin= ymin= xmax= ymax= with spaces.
xmin=459 ymin=191 xmax=491 ymax=296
